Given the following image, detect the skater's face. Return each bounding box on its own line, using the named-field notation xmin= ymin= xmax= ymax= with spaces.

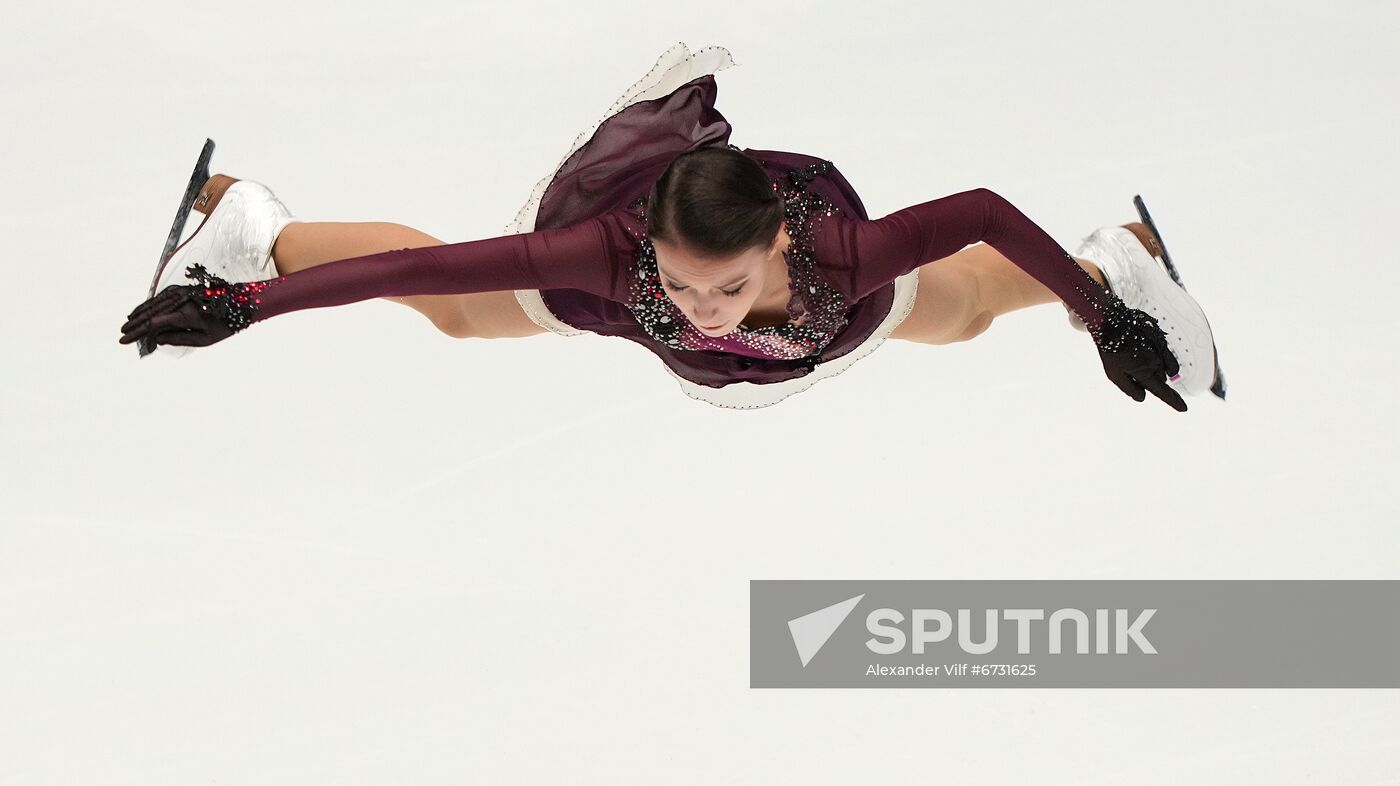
xmin=652 ymin=222 xmax=791 ymax=336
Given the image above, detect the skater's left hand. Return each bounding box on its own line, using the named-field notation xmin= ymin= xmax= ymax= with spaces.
xmin=119 ymin=284 xmax=240 ymax=350
xmin=1091 ymin=304 xmax=1188 ymax=412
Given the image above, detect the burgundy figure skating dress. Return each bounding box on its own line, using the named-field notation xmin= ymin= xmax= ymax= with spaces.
xmin=215 ymin=43 xmax=1119 ymax=409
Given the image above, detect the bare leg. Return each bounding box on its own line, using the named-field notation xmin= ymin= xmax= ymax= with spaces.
xmin=271 ymin=222 xmax=545 ymax=339
xmin=889 ymin=243 xmax=1106 ymax=345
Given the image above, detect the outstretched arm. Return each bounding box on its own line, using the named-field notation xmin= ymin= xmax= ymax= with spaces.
xmin=814 ymin=187 xmax=1116 ymax=332
xmin=813 ymin=187 xmax=1186 ymax=410
xmin=120 ymin=212 xmax=623 ymax=344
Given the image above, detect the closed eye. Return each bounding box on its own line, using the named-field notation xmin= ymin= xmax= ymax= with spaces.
xmin=666 ymin=281 xmax=745 ymax=297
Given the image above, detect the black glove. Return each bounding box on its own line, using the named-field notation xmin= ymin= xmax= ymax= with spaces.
xmin=1088 ymin=297 xmax=1187 ymax=412
xmin=119 ymin=264 xmax=261 ymax=356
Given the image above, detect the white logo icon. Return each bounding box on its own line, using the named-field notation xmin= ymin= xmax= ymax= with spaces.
xmin=787 ymin=594 xmax=865 ymax=667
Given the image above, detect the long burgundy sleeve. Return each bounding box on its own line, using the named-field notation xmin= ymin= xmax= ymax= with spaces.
xmin=811 ymin=187 xmax=1116 ymax=331
xmin=243 ymin=210 xmax=625 ymax=324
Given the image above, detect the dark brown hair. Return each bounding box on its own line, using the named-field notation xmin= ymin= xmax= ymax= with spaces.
xmin=645 ymin=145 xmax=785 ymax=260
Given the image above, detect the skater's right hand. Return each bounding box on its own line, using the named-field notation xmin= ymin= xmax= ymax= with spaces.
xmin=1090 ymin=301 xmax=1188 ymax=412
xmin=119 ymin=283 xmax=240 ymax=350
xmin=119 ymin=263 xmax=266 ymax=352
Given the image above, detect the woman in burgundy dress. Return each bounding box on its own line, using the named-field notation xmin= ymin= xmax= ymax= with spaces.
xmin=119 ymin=43 xmax=1224 ymax=411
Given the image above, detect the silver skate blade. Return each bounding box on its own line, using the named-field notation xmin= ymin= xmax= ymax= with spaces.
xmin=149 ymin=138 xmax=214 ymax=298
xmin=1132 ymin=194 xmax=1183 ymax=287
xmin=139 ymin=138 xmax=214 ymax=357
xmin=1132 ymin=194 xmax=1227 ymax=401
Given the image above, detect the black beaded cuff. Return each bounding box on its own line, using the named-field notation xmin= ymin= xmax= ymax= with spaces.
xmin=1087 ymin=293 xmax=1163 ymax=355
xmin=184 ymin=263 xmax=272 ymax=333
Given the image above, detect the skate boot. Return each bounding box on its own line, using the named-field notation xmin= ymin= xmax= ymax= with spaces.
xmin=140 ymin=138 xmax=299 ymax=358
xmin=1065 ymin=196 xmax=1226 ymax=400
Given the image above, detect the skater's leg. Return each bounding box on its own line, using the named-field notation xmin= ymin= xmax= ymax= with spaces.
xmin=271 ymin=222 xmax=546 ymax=339
xmin=889 ymin=243 xmax=1107 ymax=346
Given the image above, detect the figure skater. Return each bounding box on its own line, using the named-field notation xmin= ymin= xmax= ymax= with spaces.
xmin=118 ymin=43 xmax=1224 ymax=411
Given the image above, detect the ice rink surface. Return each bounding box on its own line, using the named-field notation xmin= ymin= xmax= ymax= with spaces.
xmin=3 ymin=0 xmax=1397 ymax=782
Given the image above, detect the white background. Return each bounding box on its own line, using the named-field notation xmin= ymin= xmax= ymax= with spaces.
xmin=3 ymin=0 xmax=1398 ymax=782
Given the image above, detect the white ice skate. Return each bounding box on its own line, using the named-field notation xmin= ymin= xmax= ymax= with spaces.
xmin=139 ymin=138 xmax=299 ymax=358
xmin=1066 ymin=196 xmax=1226 ymax=400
